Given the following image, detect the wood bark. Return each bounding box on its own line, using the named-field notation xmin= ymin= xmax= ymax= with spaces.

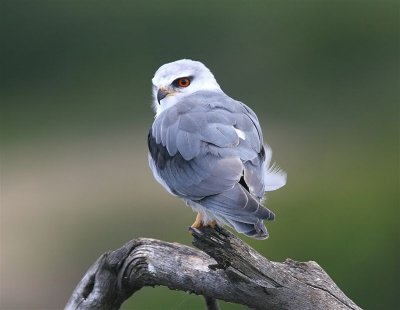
xmin=65 ymin=226 xmax=361 ymax=310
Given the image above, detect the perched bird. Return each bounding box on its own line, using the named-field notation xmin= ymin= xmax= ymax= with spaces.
xmin=148 ymin=59 xmax=286 ymax=239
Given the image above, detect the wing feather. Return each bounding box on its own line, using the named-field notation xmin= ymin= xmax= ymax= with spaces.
xmin=148 ymin=90 xmax=285 ymax=238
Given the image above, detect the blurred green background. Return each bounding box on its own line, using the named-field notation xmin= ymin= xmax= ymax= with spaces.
xmin=1 ymin=1 xmax=398 ymax=309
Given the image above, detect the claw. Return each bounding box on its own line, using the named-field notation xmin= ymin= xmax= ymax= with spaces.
xmin=207 ymin=220 xmax=217 ymax=229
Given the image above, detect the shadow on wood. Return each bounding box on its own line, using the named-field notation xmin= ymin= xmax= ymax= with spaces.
xmin=65 ymin=226 xmax=361 ymax=310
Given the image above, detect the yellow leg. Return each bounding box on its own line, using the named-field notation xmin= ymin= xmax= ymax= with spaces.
xmin=191 ymin=212 xmax=203 ymax=229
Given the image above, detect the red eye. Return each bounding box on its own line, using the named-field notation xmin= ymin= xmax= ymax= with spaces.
xmin=177 ymin=78 xmax=191 ymax=88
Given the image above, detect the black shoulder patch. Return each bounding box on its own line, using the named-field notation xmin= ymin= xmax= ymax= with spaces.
xmin=148 ymin=127 xmax=186 ymax=170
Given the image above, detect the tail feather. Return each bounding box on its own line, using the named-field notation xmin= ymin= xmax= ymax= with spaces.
xmin=199 ymin=183 xmax=274 ymax=239
xmin=226 ymin=218 xmax=268 ymax=239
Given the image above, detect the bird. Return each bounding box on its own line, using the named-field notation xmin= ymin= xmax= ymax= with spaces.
xmin=147 ymin=59 xmax=286 ymax=239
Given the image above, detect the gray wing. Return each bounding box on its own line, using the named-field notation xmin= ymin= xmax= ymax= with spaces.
xmin=150 ymin=91 xmax=264 ymax=195
xmin=148 ymin=91 xmax=274 ymax=238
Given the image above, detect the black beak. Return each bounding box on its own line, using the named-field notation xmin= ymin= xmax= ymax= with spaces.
xmin=157 ymin=89 xmax=168 ymax=104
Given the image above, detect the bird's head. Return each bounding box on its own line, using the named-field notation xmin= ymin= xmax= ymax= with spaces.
xmin=151 ymin=59 xmax=221 ymax=116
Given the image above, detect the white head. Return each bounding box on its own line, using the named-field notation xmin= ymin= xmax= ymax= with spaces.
xmin=151 ymin=59 xmax=222 ymax=116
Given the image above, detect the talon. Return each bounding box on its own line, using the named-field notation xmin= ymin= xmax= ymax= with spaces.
xmin=207 ymin=220 xmax=217 ymax=229
xmin=191 ymin=212 xmax=203 ymax=229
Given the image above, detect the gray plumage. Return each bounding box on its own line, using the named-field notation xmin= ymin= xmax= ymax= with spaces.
xmin=148 ymin=59 xmax=286 ymax=239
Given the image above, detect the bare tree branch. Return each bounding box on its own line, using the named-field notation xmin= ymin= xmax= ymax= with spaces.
xmin=65 ymin=226 xmax=361 ymax=310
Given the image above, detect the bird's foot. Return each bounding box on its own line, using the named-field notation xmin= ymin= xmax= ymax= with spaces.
xmin=207 ymin=220 xmax=217 ymax=229
xmin=191 ymin=212 xmax=204 ymax=229
xmin=190 ymin=213 xmax=218 ymax=231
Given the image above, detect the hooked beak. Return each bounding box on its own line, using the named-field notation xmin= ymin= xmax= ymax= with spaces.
xmin=157 ymin=88 xmax=169 ymax=104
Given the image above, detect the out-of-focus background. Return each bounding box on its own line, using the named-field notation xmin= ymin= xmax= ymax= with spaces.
xmin=1 ymin=1 xmax=398 ymax=309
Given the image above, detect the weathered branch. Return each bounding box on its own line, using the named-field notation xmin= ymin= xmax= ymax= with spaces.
xmin=65 ymin=226 xmax=361 ymax=310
